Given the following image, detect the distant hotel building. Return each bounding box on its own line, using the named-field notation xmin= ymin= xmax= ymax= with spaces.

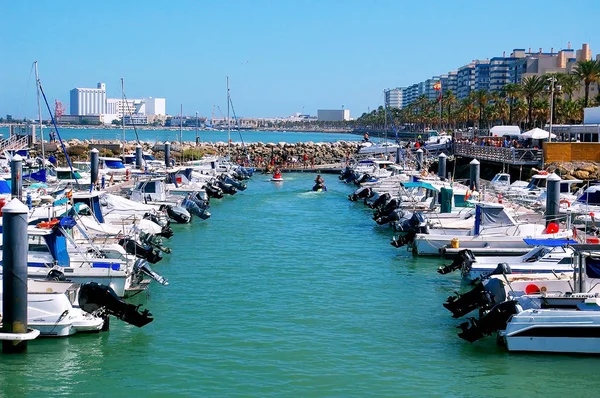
xmin=70 ymin=83 xmax=106 ymax=115
xmin=317 ymin=109 xmax=351 ymax=121
xmin=387 ymin=42 xmax=596 ymax=108
xmin=385 ymin=88 xmax=405 ymax=109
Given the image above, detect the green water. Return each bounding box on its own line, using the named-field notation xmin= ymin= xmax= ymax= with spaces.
xmin=1 ymin=173 xmax=598 ymax=397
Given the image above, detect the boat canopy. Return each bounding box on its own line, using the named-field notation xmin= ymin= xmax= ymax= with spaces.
xmin=523 ymin=238 xmax=577 ymax=246
xmin=402 ymin=181 xmax=439 ymax=192
xmin=577 ymin=185 xmax=600 ymax=205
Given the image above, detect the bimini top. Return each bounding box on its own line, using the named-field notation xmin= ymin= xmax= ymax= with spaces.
xmin=401 ymin=181 xmax=439 ymax=192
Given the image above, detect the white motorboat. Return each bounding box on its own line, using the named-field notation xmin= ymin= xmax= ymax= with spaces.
xmin=412 ymin=202 xmax=573 ymax=256
xmin=439 ymin=244 xmax=576 ymax=282
xmin=358 ymin=141 xmax=400 ymax=156
xmin=502 ymin=297 xmax=600 ymax=354
xmin=0 ymin=279 xmax=104 ymax=337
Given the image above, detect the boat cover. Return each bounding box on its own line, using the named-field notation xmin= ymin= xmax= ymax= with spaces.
xmin=523 ymin=238 xmax=577 ymax=246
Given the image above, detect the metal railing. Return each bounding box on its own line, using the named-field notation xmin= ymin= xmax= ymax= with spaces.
xmin=0 ymin=135 xmax=28 ymax=152
xmin=454 ymin=143 xmax=542 ymax=166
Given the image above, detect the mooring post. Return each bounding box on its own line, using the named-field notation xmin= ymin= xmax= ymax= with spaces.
xmin=469 ymin=159 xmax=480 ymax=191
xmin=438 ymin=152 xmax=447 ymax=180
xmin=10 ymin=154 xmax=23 ymax=201
xmin=164 ymin=142 xmax=171 ymax=169
xmin=136 ymin=144 xmax=143 ymax=170
xmin=546 ymin=173 xmax=561 ymax=226
xmin=90 ymin=148 xmax=99 ymax=188
xmin=416 ymin=149 xmax=423 ymax=171
xmin=2 ymin=199 xmax=30 ymax=353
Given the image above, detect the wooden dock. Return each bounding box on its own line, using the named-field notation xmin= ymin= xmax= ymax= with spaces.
xmin=454 ymin=143 xmax=543 ymax=166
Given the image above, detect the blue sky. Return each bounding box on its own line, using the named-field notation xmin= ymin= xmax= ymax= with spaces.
xmin=1 ymin=0 xmax=598 ymax=119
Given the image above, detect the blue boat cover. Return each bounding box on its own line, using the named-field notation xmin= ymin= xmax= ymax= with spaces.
xmin=523 ymin=238 xmax=577 ymax=246
xmin=586 ymin=257 xmax=600 ymax=279
xmin=0 ymin=179 xmax=10 ymax=194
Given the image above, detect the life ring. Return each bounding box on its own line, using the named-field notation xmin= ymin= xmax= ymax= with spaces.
xmin=560 ymin=199 xmax=571 ymax=207
xmin=37 ymin=219 xmax=60 ymax=229
xmin=37 ymin=187 xmax=48 ymax=195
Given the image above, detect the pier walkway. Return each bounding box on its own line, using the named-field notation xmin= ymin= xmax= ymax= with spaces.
xmin=453 ymin=143 xmax=543 ymax=166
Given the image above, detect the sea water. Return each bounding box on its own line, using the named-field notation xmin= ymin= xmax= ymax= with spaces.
xmin=0 ymin=174 xmax=598 ymax=397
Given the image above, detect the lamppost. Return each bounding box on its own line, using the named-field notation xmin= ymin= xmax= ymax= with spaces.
xmin=546 ymin=76 xmax=562 ymax=143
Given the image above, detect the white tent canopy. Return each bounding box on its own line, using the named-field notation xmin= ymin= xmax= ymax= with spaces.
xmin=521 ymin=128 xmax=556 ymax=139
xmin=490 ymin=125 xmax=521 ymax=137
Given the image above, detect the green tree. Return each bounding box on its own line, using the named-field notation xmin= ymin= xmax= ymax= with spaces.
xmin=503 ymin=83 xmax=521 ymax=125
xmin=573 ymin=60 xmax=600 ymax=107
xmin=520 ymin=75 xmax=545 ymax=128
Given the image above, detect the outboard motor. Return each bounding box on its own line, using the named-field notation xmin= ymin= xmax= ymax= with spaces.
xmin=221 ymin=174 xmax=247 ymax=191
xmin=390 ymin=230 xmax=416 ymax=248
xmin=191 ymin=192 xmax=210 ymax=209
xmin=443 ymin=281 xmax=495 ymax=318
xmin=166 ymin=205 xmax=191 ymax=224
xmin=373 ymin=198 xmax=399 ymax=220
xmin=181 ymin=198 xmax=211 ymax=220
xmin=119 ymin=237 xmax=163 ymax=264
xmin=349 ymin=187 xmax=373 ymax=202
xmin=437 ymin=249 xmax=475 ymax=275
xmin=78 ymin=281 xmax=154 ymax=327
xmin=133 ymin=258 xmax=169 ymax=286
xmin=368 ymin=192 xmax=390 ymax=209
xmin=204 ymin=182 xmax=224 ymax=199
xmin=139 ymin=231 xmax=172 ymax=254
xmin=144 ymin=212 xmax=174 ymax=239
xmin=375 ymin=208 xmax=403 ymax=225
xmin=216 ymin=180 xmax=237 ymax=195
xmin=46 ymin=267 xmax=67 ymax=282
xmin=339 ymin=166 xmax=354 ymax=182
xmin=354 ymin=173 xmax=371 ymax=186
xmin=457 ymin=301 xmax=519 ymax=343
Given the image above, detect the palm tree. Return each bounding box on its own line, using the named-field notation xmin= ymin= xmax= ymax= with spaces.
xmin=520 ymin=75 xmax=545 ymax=128
xmin=573 ymin=60 xmax=600 ymax=107
xmin=442 ymin=89 xmax=457 ymax=129
xmin=503 ymin=83 xmax=521 ymax=125
xmin=557 ymin=73 xmax=579 ymax=101
xmin=474 ymin=89 xmax=489 ymax=129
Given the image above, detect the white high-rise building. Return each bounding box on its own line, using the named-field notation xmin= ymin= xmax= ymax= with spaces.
xmin=144 ymin=97 xmax=166 ymax=116
xmin=70 ymin=83 xmax=106 ymax=115
xmin=385 ymin=88 xmax=405 ymax=109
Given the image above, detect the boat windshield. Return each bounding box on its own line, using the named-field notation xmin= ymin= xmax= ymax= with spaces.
xmin=523 ymin=247 xmax=551 ymax=262
xmin=526 ymin=177 xmax=546 ymax=190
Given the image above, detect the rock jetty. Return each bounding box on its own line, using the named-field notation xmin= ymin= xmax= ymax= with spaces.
xmin=35 ymin=140 xmax=363 ymax=166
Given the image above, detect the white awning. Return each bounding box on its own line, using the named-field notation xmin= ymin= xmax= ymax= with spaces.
xmin=490 ymin=125 xmax=521 ymax=137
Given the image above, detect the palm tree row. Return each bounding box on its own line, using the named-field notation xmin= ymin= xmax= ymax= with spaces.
xmin=357 ymin=60 xmax=600 ymax=131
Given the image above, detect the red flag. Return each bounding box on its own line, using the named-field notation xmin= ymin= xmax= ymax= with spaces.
xmin=433 ymin=81 xmax=442 ymax=91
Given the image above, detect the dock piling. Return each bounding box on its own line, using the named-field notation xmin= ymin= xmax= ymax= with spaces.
xmin=136 ymin=144 xmax=143 ymax=169
xmin=164 ymin=142 xmax=171 ymax=168
xmin=10 ymin=154 xmax=22 ymax=201
xmin=90 ymin=148 xmax=99 ymax=187
xmin=416 ymin=149 xmax=423 ymax=171
xmin=469 ymin=159 xmax=480 ymax=191
xmin=438 ymin=153 xmax=447 ymax=180
xmin=1 ymin=199 xmax=30 ymax=353
xmin=546 ymin=173 xmax=561 ymax=226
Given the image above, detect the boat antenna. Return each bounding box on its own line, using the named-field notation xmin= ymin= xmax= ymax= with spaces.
xmin=226 ymin=76 xmax=231 ymax=158
xmin=384 ymin=90 xmax=388 ymax=159
xmin=179 ymin=103 xmax=183 ymax=146
xmin=121 ymin=84 xmax=147 ymax=171
xmin=228 ymin=94 xmax=247 ymax=158
xmin=37 ymin=77 xmax=80 ymax=189
xmin=34 ymin=61 xmax=46 ymax=168
xmin=121 ymin=77 xmax=126 ymax=158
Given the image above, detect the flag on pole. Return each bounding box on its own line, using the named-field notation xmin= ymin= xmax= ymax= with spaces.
xmin=433 ymin=81 xmax=442 ymax=91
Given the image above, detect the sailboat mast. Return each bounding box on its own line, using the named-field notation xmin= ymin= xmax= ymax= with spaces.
xmin=121 ymin=77 xmax=125 ymax=157
xmin=34 ymin=61 xmax=46 ymax=164
xmin=226 ymin=76 xmax=231 ymax=157
xmin=180 ymin=104 xmax=183 ymax=145
xmin=384 ymin=90 xmax=388 ymax=158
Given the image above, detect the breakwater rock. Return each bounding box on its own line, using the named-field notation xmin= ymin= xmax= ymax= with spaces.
xmin=36 ymin=140 xmax=363 ymax=165
xmin=546 ymin=161 xmax=600 ymax=180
